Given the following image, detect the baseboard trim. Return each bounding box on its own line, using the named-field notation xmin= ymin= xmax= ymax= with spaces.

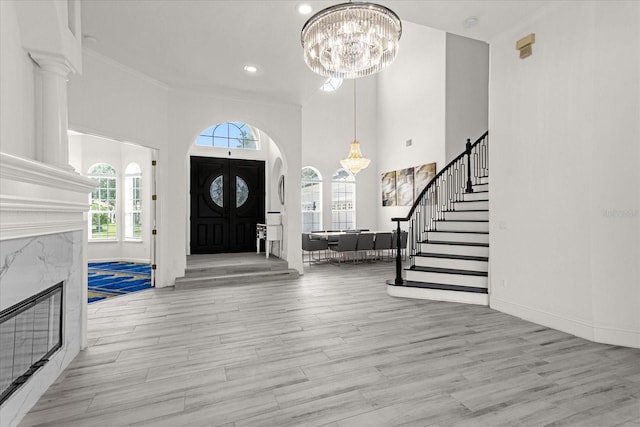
xmin=88 ymin=258 xmax=151 ymax=264
xmin=490 ymin=297 xmax=639 ymax=349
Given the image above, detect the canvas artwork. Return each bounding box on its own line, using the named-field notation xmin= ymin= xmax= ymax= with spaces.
xmin=414 ymin=162 xmax=437 ymax=200
xmin=381 ymin=171 xmax=396 ymax=206
xmin=396 ymin=167 xmax=414 ymax=206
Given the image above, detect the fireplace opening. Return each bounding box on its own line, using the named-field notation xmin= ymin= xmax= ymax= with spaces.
xmin=0 ymin=282 xmax=63 ymax=404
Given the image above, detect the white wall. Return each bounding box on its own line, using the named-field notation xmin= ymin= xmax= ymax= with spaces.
xmin=68 ymin=133 xmax=153 ymax=263
xmin=376 ymin=21 xmax=447 ymax=229
xmin=69 ymin=51 xmax=304 ymax=283
xmin=168 ymin=89 xmax=302 ymax=279
xmin=445 ymin=33 xmax=489 ymax=162
xmin=489 ymin=1 xmax=640 ymax=348
xmin=302 ymin=77 xmax=378 ymax=231
xmin=0 ymin=0 xmax=36 ymax=159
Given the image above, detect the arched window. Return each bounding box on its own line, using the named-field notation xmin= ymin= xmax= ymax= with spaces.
xmin=124 ymin=162 xmax=142 ymax=240
xmin=196 ymin=122 xmax=259 ymax=149
xmin=88 ymin=163 xmax=117 ymax=240
xmin=301 ymin=167 xmax=322 ymax=233
xmin=331 ymin=168 xmax=356 ymax=230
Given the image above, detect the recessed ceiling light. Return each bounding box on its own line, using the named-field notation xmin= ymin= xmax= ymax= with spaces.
xmin=463 ymin=17 xmax=478 ymax=29
xmin=243 ymin=65 xmax=258 ymax=74
xmin=297 ymin=4 xmax=313 ymax=15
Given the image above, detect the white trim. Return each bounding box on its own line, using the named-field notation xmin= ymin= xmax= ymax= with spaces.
xmin=0 ymin=196 xmax=89 ymax=212
xmin=0 ymin=220 xmax=85 ymax=241
xmin=88 ymin=257 xmax=151 ymax=264
xmin=387 ymin=285 xmax=489 ymax=306
xmin=491 ymin=297 xmax=594 ymax=341
xmin=593 ymin=325 xmax=640 ymax=349
xmin=0 ymin=152 xmax=96 ymax=192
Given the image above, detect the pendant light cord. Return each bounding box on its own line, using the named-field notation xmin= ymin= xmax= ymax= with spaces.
xmin=353 ymin=79 xmax=357 ymax=141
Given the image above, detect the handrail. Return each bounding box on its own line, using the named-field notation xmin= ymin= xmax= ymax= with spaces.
xmin=390 ymin=131 xmax=489 ymax=285
xmin=392 ymin=130 xmax=489 ymax=223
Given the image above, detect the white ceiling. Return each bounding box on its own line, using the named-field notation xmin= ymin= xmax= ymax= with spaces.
xmin=81 ymin=0 xmax=551 ymax=105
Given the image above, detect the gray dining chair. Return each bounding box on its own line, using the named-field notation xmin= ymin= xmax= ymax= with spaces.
xmin=302 ymin=233 xmax=328 ymax=265
xmin=328 ymin=233 xmax=358 ymax=264
xmin=355 ymin=232 xmax=375 ymax=263
xmin=373 ymin=232 xmax=393 ymax=261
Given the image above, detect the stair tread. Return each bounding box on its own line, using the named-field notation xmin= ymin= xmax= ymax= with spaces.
xmin=390 ymin=280 xmax=488 ymax=294
xmin=409 ymin=266 xmax=488 ymax=277
xmin=415 ymin=252 xmax=488 ymax=262
xmin=455 ymin=199 xmax=488 ymax=203
xmin=422 ymin=240 xmax=489 ymax=247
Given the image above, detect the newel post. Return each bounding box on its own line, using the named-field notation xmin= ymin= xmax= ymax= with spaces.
xmin=394 ymin=220 xmax=403 ymax=285
xmin=465 ymin=138 xmax=474 ymax=193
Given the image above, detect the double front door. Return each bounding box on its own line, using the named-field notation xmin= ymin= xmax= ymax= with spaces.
xmin=190 ymin=156 xmax=265 ymax=254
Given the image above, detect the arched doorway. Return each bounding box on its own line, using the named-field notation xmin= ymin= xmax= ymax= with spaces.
xmin=189 ymin=121 xmax=267 ymax=254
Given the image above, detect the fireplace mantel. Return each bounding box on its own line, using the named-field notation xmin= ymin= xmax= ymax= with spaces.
xmin=0 ymin=152 xmax=96 ymax=240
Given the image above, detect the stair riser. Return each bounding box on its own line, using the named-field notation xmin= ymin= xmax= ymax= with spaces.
xmin=388 ymin=285 xmax=489 ymax=306
xmin=473 ymin=183 xmax=489 ymax=192
xmin=443 ymin=210 xmax=488 ymax=221
xmin=453 ymin=201 xmax=489 ymax=211
xmin=419 ymin=243 xmax=489 ymax=257
xmin=427 ymin=232 xmax=489 ymax=244
xmin=186 ymin=265 xmax=288 ymax=277
xmin=462 ymin=192 xmax=489 ymax=201
xmin=478 ymin=176 xmax=489 ymax=185
xmin=435 ymin=221 xmax=489 ymax=233
xmin=405 ymin=270 xmax=488 ymax=287
xmin=413 ymin=256 xmax=488 ymax=272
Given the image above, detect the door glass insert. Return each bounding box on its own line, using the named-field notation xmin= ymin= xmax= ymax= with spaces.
xmin=236 ymin=176 xmax=249 ymax=207
xmin=210 ymin=175 xmax=223 ymax=207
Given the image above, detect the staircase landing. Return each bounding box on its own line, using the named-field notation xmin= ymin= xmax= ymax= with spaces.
xmin=175 ymin=253 xmax=299 ymax=289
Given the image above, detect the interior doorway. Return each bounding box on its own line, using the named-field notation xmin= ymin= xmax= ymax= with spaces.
xmin=190 ymin=156 xmax=265 ymax=253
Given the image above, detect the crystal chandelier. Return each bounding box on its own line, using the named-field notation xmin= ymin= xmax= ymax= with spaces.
xmin=340 ymin=80 xmax=370 ymax=174
xmin=301 ymin=2 xmax=402 ymax=79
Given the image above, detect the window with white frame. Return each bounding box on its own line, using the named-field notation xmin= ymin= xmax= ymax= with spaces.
xmin=301 ymin=167 xmax=322 ymax=233
xmin=124 ymin=162 xmax=142 ymax=240
xmin=88 ymin=163 xmax=117 ymax=240
xmin=331 ymin=168 xmax=356 ymax=230
xmin=196 ymin=122 xmax=260 ymax=149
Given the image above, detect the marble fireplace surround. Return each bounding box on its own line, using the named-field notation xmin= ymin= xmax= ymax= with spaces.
xmin=0 ymin=152 xmax=95 ymax=427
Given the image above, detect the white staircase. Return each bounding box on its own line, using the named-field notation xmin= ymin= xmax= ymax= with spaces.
xmin=389 ymin=178 xmax=489 ymax=305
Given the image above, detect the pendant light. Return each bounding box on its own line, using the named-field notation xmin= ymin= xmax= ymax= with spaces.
xmin=340 ymin=79 xmax=370 ymax=175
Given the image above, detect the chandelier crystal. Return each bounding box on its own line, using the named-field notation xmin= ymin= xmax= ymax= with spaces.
xmin=341 ymin=141 xmax=370 ymax=175
xmin=301 ymin=2 xmax=402 ymax=79
xmin=340 ymin=80 xmax=370 ymax=175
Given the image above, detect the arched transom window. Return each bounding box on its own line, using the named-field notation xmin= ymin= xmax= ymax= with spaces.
xmin=301 ymin=166 xmax=322 ymax=233
xmin=196 ymin=122 xmax=259 ymax=149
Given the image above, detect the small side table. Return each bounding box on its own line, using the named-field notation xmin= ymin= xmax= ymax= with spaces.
xmin=256 ymin=223 xmax=282 ymax=259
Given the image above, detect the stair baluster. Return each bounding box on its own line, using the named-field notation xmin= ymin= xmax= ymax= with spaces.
xmin=389 ymin=131 xmax=489 ymax=295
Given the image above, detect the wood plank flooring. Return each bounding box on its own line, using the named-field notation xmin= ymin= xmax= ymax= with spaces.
xmin=20 ymin=262 xmax=640 ymax=426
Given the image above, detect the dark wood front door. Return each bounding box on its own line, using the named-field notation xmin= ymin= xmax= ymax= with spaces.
xmin=190 ymin=156 xmax=265 ymax=254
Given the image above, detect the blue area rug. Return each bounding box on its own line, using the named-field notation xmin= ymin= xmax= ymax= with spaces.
xmin=88 ymin=262 xmax=152 ymax=303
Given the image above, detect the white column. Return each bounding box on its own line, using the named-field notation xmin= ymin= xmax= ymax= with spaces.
xmin=30 ymin=53 xmax=75 ymax=171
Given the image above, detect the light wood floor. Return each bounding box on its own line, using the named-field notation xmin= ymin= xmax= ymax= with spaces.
xmin=20 ymin=262 xmax=640 ymax=426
